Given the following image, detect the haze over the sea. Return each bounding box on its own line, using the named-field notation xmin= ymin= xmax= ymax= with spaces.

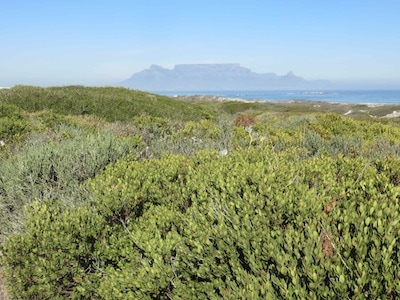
xmin=1 ymin=1 xmax=400 ymax=89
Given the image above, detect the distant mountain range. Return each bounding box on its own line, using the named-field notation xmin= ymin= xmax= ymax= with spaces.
xmin=118 ymin=63 xmax=331 ymax=91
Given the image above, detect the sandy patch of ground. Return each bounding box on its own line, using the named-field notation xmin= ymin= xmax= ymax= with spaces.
xmin=343 ymin=110 xmax=353 ymax=115
xmin=0 ymin=272 xmax=9 ymax=300
xmin=383 ymin=111 xmax=400 ymax=118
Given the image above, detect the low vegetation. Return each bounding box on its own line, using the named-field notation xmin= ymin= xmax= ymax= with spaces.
xmin=0 ymin=85 xmax=214 ymax=122
xmin=0 ymin=86 xmax=399 ymax=299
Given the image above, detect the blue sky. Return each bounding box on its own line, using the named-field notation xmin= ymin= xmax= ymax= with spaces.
xmin=1 ymin=0 xmax=400 ymax=87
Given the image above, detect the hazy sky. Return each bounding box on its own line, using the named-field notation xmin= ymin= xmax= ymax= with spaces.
xmin=1 ymin=0 xmax=400 ymax=87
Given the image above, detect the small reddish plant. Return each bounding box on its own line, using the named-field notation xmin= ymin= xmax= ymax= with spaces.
xmin=234 ymin=114 xmax=256 ymax=128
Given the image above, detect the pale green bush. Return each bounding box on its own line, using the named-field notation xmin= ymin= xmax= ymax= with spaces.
xmin=0 ymin=126 xmax=140 ymax=236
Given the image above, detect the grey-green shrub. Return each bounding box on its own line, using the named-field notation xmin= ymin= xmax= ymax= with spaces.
xmin=0 ymin=125 xmax=140 ymax=236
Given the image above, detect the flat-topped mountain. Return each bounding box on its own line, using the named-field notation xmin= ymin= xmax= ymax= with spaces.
xmin=119 ymin=63 xmax=330 ymax=91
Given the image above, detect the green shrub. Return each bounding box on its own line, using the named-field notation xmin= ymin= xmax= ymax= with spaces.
xmin=0 ymin=103 xmax=29 ymax=140
xmin=0 ymin=103 xmax=25 ymax=119
xmin=302 ymin=129 xmax=324 ymax=156
xmin=326 ymin=134 xmax=363 ymax=157
xmin=131 ymin=114 xmax=177 ymax=144
xmin=219 ymin=101 xmax=267 ymax=114
xmin=33 ymin=109 xmax=68 ymax=130
xmin=0 ymin=117 xmax=29 ymax=139
xmin=3 ymin=147 xmax=399 ymax=298
xmin=146 ymin=118 xmax=233 ymax=158
xmin=181 ymin=119 xmax=221 ymax=139
xmin=2 ymin=201 xmax=107 ymax=299
xmin=0 ymin=126 xmax=141 ymax=236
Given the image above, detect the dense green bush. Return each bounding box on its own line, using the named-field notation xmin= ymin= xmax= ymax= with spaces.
xmin=0 ymin=103 xmax=29 ymax=140
xmin=31 ymin=109 xmax=70 ymax=130
xmin=310 ymin=113 xmax=400 ymax=144
xmin=3 ymin=147 xmax=399 ymax=299
xmin=0 ymin=102 xmax=25 ymax=119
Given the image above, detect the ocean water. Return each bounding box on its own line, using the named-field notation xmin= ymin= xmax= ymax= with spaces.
xmin=158 ymin=90 xmax=400 ymax=105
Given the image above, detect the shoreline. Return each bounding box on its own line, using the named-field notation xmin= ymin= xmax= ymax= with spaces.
xmin=174 ymin=94 xmax=397 ymax=106
xmin=175 ymin=94 xmax=400 ymax=118
xmin=161 ymin=88 xmax=400 ymax=106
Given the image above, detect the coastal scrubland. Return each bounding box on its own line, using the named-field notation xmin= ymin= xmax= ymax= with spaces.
xmin=0 ymin=86 xmax=399 ymax=299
